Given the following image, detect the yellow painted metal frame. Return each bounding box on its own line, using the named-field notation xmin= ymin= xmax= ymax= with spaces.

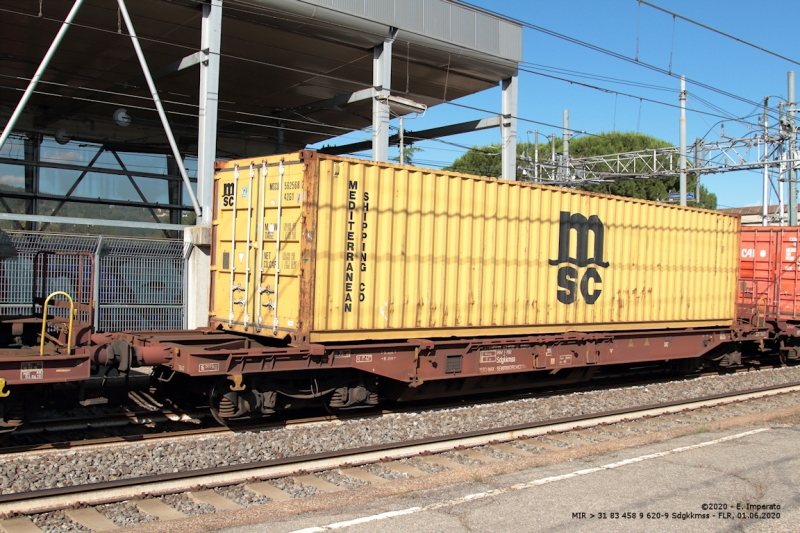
xmin=40 ymin=291 xmax=74 ymax=356
xmin=0 ymin=378 xmax=9 ymax=398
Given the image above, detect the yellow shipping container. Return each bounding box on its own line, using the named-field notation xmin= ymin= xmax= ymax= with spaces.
xmin=211 ymin=151 xmax=740 ymax=343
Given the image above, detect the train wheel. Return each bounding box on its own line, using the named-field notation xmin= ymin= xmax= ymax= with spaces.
xmin=209 ymin=378 xmax=236 ymax=426
xmin=670 ymin=356 xmax=705 ymax=376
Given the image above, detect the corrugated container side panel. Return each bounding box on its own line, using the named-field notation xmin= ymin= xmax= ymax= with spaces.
xmin=483 ymin=178 xmax=498 ymax=326
xmin=546 ymin=188 xmax=560 ymax=325
xmin=682 ymin=208 xmax=692 ymax=317
xmin=691 ymin=209 xmax=706 ymax=317
xmin=495 ymin=180 xmax=508 ymax=326
xmin=693 ymin=208 xmax=710 ymax=315
xmin=678 ymin=207 xmax=689 ymax=315
xmin=702 ymin=217 xmax=723 ymax=318
xmin=389 ymin=167 xmax=410 ymax=328
xmin=305 ymin=155 xmax=737 ymax=341
xmin=723 ymin=215 xmax=734 ymax=316
xmin=730 ymin=218 xmax=739 ymax=315
xmin=694 ymin=211 xmax=714 ymax=320
xmin=313 ymin=161 xmax=330 ymax=332
xmin=540 ymin=188 xmax=554 ymax=324
xmin=591 ymin=193 xmax=604 ymax=322
xmin=444 ymin=176 xmax=459 ymax=327
xmin=418 ymin=172 xmax=435 ymax=328
xmin=455 ymin=177 xmax=471 ymax=326
xmin=620 ymin=197 xmax=632 ymax=322
xmin=468 ymin=179 xmax=485 ymax=327
xmin=509 ymin=182 xmax=523 ymax=324
xmin=390 ymin=168 xmax=407 ymax=329
xmin=636 ymin=203 xmax=648 ymax=322
xmin=659 ymin=203 xmax=671 ymax=322
xmin=361 ymin=162 xmax=374 ymax=329
xmin=405 ymin=170 xmax=422 ymax=328
xmin=708 ymin=213 xmax=724 ymax=318
xmin=681 ymin=207 xmax=698 ymax=318
xmin=713 ymin=214 xmax=724 ymax=317
xmin=516 ymin=186 xmax=531 ymax=324
xmin=381 ymin=166 xmax=398 ymax=329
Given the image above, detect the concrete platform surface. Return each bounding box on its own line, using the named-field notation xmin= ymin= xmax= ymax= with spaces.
xmin=211 ymin=416 xmax=800 ymax=533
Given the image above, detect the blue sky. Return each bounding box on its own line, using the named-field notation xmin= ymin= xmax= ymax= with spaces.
xmin=312 ymin=0 xmax=800 ymax=209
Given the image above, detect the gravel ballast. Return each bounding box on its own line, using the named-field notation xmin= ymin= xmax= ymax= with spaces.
xmin=96 ymin=502 xmax=157 ymax=527
xmin=2 ymin=367 xmax=800 ymax=495
xmin=214 ymin=484 xmax=271 ymax=507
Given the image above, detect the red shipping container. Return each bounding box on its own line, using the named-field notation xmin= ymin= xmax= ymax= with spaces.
xmin=739 ymin=227 xmax=800 ymax=322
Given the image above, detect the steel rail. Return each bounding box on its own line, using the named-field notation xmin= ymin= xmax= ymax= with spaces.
xmin=1 ymin=365 xmax=785 ymax=456
xmin=1 ymin=381 xmax=798 ymax=515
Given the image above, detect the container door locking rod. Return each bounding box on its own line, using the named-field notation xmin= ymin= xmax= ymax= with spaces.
xmin=272 ymin=161 xmax=285 ymax=335
xmin=228 ymin=164 xmax=239 ymax=327
xmin=256 ymin=160 xmax=268 ymax=331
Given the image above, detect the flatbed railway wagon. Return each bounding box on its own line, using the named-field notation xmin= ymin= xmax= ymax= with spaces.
xmin=0 ymin=151 xmax=744 ymax=425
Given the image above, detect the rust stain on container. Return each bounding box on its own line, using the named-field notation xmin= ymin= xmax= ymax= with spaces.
xmin=212 ymin=151 xmax=740 ymax=343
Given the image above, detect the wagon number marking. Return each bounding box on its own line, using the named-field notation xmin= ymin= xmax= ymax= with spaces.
xmin=21 ymin=361 xmax=43 ymax=380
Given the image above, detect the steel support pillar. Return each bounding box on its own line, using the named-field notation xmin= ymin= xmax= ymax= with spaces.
xmin=679 ymin=76 xmax=687 ymax=206
xmin=0 ymin=0 xmax=84 ymax=153
xmin=372 ymin=30 xmax=395 ymax=163
xmin=167 ymin=154 xmax=183 ymax=237
xmin=501 ymin=71 xmax=519 ymax=181
xmin=197 ymin=0 xmax=222 ymax=224
xmin=23 ymin=133 xmax=42 ymax=230
xmin=788 ymin=71 xmax=797 ymax=226
xmin=188 ymin=0 xmax=221 ymax=328
xmin=184 ymin=225 xmax=211 ymax=329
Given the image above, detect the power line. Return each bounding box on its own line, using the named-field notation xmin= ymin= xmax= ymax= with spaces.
xmin=521 ymin=61 xmax=677 ymax=93
xmin=640 ymin=0 xmax=800 ymax=67
xmin=518 ymin=66 xmax=768 ymax=126
xmin=451 ymin=0 xmax=770 ymax=109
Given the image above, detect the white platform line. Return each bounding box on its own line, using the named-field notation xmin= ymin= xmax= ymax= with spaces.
xmin=287 ymin=428 xmax=769 ymax=533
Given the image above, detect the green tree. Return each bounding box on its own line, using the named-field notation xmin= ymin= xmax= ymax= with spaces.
xmin=445 ymin=132 xmax=717 ymax=209
xmin=392 ymin=145 xmax=423 ymax=166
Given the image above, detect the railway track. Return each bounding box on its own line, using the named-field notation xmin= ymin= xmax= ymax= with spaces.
xmin=2 ymin=362 xmax=786 ymax=456
xmin=0 ymin=380 xmax=798 ymax=532
xmin=3 ymin=362 xmax=791 ymax=455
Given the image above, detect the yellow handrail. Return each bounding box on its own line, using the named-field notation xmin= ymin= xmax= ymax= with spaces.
xmin=40 ymin=291 xmax=74 ymax=356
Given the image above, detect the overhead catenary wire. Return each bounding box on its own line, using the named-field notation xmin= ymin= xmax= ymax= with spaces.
xmin=518 ymin=66 xmax=770 ymax=126
xmin=451 ymin=0 xmax=773 ymax=110
xmin=639 ymin=0 xmax=800 ymax=68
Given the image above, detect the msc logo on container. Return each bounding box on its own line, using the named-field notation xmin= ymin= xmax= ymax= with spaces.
xmin=221 ymin=182 xmax=235 ymax=207
xmin=549 ymin=211 xmax=609 ymax=305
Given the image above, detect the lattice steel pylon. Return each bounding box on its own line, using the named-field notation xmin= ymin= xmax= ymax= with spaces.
xmin=518 ymin=132 xmax=795 ymax=224
xmin=520 ymin=134 xmax=784 ymax=184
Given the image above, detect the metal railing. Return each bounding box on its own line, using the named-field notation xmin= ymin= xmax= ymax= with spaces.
xmin=0 ymin=230 xmax=188 ymax=332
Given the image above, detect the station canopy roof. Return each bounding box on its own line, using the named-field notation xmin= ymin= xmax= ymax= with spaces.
xmin=0 ymin=0 xmax=523 ymax=158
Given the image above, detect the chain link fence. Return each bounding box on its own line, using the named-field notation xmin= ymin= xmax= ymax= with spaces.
xmin=0 ymin=231 xmax=188 ymax=331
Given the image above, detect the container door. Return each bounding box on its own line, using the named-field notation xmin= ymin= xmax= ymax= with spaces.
xmin=254 ymin=159 xmax=304 ymax=337
xmin=778 ymin=230 xmax=800 ymax=319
